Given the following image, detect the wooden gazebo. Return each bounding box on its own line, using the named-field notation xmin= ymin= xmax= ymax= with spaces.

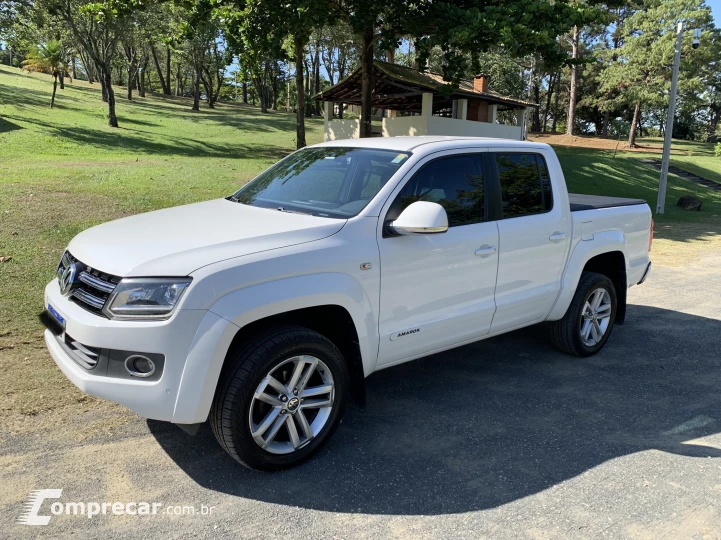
xmin=314 ymin=60 xmax=537 ymax=141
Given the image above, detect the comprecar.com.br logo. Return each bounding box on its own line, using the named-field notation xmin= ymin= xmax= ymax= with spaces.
xmin=18 ymin=489 xmax=215 ymax=526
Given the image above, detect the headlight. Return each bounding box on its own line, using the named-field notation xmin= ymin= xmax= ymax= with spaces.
xmin=103 ymin=278 xmax=192 ymax=320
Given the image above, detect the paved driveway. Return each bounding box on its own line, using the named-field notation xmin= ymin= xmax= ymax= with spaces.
xmin=3 ymin=250 xmax=721 ymax=539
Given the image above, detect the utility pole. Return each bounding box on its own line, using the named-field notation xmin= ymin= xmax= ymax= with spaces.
xmin=656 ymin=22 xmax=685 ymax=214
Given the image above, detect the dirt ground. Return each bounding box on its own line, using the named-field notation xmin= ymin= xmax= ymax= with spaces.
xmin=2 ymin=225 xmax=721 ymax=539
xmin=528 ymin=133 xmax=680 ymax=154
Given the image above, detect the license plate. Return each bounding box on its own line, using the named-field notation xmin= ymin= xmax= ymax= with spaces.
xmin=46 ymin=303 xmax=66 ymax=336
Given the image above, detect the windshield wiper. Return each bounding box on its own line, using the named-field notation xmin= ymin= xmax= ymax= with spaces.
xmin=277 ymin=206 xmax=313 ymax=216
xmin=226 ymin=195 xmax=240 ymax=203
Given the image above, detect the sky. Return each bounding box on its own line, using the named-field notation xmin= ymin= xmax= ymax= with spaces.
xmin=709 ymin=0 xmax=721 ymax=25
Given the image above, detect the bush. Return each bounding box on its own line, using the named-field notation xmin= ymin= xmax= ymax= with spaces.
xmin=715 ymin=142 xmax=721 ymax=158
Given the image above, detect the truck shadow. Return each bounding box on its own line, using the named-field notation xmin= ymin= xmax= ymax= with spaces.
xmin=148 ymin=304 xmax=721 ymax=515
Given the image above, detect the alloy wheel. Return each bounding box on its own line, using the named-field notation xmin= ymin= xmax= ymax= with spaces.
xmin=248 ymin=355 xmax=335 ymax=455
xmin=579 ymin=287 xmax=612 ymax=346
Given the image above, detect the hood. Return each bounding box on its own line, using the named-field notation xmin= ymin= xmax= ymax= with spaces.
xmin=67 ymin=199 xmax=346 ymax=277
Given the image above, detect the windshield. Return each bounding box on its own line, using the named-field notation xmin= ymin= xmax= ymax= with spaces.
xmin=230 ymin=147 xmax=411 ymax=218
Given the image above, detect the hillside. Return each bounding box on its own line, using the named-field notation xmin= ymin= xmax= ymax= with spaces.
xmin=1 ymin=63 xmax=721 ymax=422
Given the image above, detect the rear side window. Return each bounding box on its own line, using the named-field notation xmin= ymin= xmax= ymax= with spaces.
xmin=389 ymin=154 xmax=484 ymax=227
xmin=494 ymin=153 xmax=553 ymax=219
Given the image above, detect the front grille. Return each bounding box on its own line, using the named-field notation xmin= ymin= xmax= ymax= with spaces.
xmin=63 ymin=333 xmax=101 ymax=369
xmin=57 ymin=251 xmax=121 ymax=316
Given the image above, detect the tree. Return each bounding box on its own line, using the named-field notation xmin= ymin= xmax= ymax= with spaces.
xmin=599 ymin=0 xmax=714 ymax=147
xmin=21 ymin=40 xmax=67 ymax=107
xmin=322 ymin=0 xmax=604 ymax=138
xmin=216 ymin=0 xmax=330 ymax=148
xmin=41 ymin=0 xmax=137 ymax=127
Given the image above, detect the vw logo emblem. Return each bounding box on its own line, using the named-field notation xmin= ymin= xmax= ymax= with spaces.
xmin=60 ymin=263 xmax=80 ymax=296
xmin=286 ymin=397 xmax=300 ymax=413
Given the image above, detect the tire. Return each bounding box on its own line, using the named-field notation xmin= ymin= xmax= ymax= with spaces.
xmin=550 ymin=272 xmax=617 ymax=357
xmin=210 ymin=325 xmax=349 ymax=471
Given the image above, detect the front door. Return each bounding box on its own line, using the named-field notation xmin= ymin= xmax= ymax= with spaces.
xmin=377 ymin=151 xmax=499 ymax=366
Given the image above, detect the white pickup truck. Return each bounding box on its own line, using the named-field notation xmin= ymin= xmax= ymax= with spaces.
xmin=44 ymin=137 xmax=653 ymax=470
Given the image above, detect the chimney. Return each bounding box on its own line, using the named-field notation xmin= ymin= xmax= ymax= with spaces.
xmin=474 ymin=74 xmax=489 ymax=93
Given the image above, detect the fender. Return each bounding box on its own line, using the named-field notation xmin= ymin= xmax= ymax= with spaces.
xmin=172 ymin=272 xmax=378 ymax=424
xmin=546 ymin=229 xmax=628 ymax=321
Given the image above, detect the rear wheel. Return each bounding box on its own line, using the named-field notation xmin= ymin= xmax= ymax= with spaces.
xmin=550 ymin=272 xmax=617 ymax=357
xmin=210 ymin=325 xmax=349 ymax=470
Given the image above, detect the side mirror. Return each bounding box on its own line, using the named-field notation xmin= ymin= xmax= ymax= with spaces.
xmin=389 ymin=201 xmax=449 ymax=235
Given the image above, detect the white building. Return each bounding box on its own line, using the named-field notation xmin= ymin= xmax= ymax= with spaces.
xmin=314 ymin=60 xmax=537 ymax=142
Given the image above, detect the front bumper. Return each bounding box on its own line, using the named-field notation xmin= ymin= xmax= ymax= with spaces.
xmin=44 ymin=279 xmax=212 ymax=422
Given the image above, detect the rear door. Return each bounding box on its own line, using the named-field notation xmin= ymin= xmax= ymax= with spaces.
xmin=376 ymin=149 xmax=500 ymax=366
xmin=489 ymin=150 xmax=570 ymax=333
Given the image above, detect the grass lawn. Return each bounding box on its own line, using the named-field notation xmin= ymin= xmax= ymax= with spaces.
xmin=1 ymin=63 xmax=720 ymax=423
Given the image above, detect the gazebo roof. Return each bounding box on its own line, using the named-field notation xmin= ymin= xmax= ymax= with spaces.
xmin=313 ymin=60 xmax=537 ymax=112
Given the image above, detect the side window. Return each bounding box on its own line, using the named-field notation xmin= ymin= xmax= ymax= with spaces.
xmin=495 ymin=153 xmax=553 ymax=219
xmin=388 ymin=154 xmax=484 ymax=227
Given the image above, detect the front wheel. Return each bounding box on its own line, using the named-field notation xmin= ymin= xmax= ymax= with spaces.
xmin=210 ymin=326 xmax=349 ymax=471
xmin=550 ymin=272 xmax=617 ymax=357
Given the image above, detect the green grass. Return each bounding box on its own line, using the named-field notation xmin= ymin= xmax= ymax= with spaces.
xmin=0 ymin=65 xmax=325 ymax=340
xmin=555 ymin=145 xmax=721 ymax=223
xmin=1 ymin=63 xmax=720 ymax=418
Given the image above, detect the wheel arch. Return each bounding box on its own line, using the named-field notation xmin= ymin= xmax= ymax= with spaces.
xmin=220 ymin=305 xmax=367 ymax=411
xmin=547 ymin=231 xmax=628 ymax=322
xmin=580 ymin=251 xmax=627 ymax=324
xmin=173 ymin=273 xmax=376 ymax=424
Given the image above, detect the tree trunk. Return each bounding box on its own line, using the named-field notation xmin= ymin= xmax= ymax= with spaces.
xmin=51 ymin=74 xmax=58 ymax=108
xmin=294 ymin=35 xmax=307 ymax=149
xmin=566 ymin=25 xmax=579 ymax=136
xmin=100 ymin=74 xmax=108 ymax=102
xmin=255 ymin=77 xmax=268 ymax=112
xmin=532 ymin=80 xmax=541 ymax=132
xmin=314 ymin=48 xmax=321 ymax=115
xmin=138 ymin=64 xmax=146 ymax=97
xmin=542 ymin=73 xmax=556 ymax=132
xmin=242 ymin=81 xmax=248 ymax=104
xmin=338 ymin=102 xmax=343 ymax=119
xmin=127 ymin=63 xmax=134 ymax=100
xmin=59 ymin=71 xmax=65 ymax=90
xmin=79 ymin=51 xmax=94 ymax=84
xmin=150 ymin=44 xmax=170 ymax=95
xmin=165 ymin=46 xmax=171 ymax=95
xmin=71 ymin=57 xmax=77 ymax=79
xmin=627 ymin=100 xmax=641 ymax=147
xmin=192 ymin=66 xmax=200 ymax=111
xmin=201 ymin=68 xmax=214 ymax=108
xmin=304 ymin=58 xmax=312 ymax=118
xmin=386 ymin=49 xmax=395 ymax=64
xmin=272 ymin=61 xmax=279 ymax=111
xmin=102 ymin=68 xmax=118 ymax=127
xmin=360 ymin=25 xmax=375 ymax=138
xmin=175 ymin=64 xmax=181 ymax=96
xmin=600 ymin=110 xmax=610 ymax=138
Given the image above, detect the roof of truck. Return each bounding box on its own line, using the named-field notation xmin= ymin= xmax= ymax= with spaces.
xmin=311 ymin=136 xmax=551 ymax=154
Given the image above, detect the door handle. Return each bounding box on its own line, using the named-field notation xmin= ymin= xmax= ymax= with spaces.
xmin=475 ymin=245 xmax=497 ymax=257
xmin=549 ymin=232 xmax=566 ymax=242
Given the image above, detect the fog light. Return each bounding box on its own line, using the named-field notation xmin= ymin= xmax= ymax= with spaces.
xmin=124 ymin=355 xmax=156 ymax=378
